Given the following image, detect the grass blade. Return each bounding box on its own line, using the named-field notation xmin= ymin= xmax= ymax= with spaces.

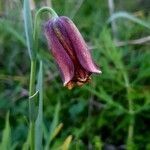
xmin=45 ymin=102 xmax=60 ymax=150
xmin=23 ymin=0 xmax=34 ymax=59
xmin=108 ymin=11 xmax=150 ymax=29
xmin=0 ymin=112 xmax=11 ymax=150
xmin=61 ymin=135 xmax=72 ymax=150
xmin=22 ymin=127 xmax=31 ymax=150
xmin=51 ymin=123 xmax=63 ymax=140
xmin=35 ymin=61 xmax=43 ymax=150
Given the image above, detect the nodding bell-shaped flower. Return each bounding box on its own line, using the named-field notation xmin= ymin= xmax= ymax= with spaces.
xmin=44 ymin=16 xmax=101 ymax=89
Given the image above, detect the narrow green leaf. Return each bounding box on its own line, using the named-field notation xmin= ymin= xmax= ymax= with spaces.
xmin=51 ymin=123 xmax=63 ymax=140
xmin=11 ymin=143 xmax=18 ymax=150
xmin=108 ymin=11 xmax=150 ymax=29
xmin=23 ymin=0 xmax=35 ymax=59
xmin=45 ymin=102 xmax=60 ymax=150
xmin=22 ymin=123 xmax=31 ymax=150
xmin=0 ymin=112 xmax=11 ymax=150
xmin=35 ymin=61 xmax=43 ymax=150
xmin=61 ymin=135 xmax=72 ymax=150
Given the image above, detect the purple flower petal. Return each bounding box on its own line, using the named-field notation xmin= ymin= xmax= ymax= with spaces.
xmin=60 ymin=16 xmax=101 ymax=74
xmin=44 ymin=20 xmax=74 ymax=85
xmin=52 ymin=18 xmax=77 ymax=64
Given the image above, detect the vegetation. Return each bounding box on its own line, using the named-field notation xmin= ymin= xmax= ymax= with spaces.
xmin=0 ymin=0 xmax=150 ymax=149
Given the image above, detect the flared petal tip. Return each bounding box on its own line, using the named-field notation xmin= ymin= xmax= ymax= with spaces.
xmin=63 ymin=81 xmax=69 ymax=86
xmin=96 ymin=70 xmax=102 ymax=74
xmin=91 ymin=68 xmax=102 ymax=74
xmin=63 ymin=81 xmax=74 ymax=90
xmin=63 ymin=78 xmax=72 ymax=86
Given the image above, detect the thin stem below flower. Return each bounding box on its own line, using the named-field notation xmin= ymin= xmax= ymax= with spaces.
xmin=33 ymin=7 xmax=58 ymax=42
xmin=29 ymin=59 xmax=36 ymax=150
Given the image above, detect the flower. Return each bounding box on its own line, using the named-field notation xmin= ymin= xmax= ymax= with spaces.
xmin=44 ymin=16 xmax=101 ymax=89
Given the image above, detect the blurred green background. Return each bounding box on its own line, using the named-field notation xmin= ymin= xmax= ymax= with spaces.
xmin=0 ymin=0 xmax=150 ymax=149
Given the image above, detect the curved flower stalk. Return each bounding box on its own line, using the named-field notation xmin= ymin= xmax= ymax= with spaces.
xmin=44 ymin=16 xmax=101 ymax=89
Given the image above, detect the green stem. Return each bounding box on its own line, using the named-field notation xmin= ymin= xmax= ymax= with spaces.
xmin=29 ymin=60 xmax=36 ymax=120
xmin=29 ymin=60 xmax=36 ymax=150
xmin=123 ymin=72 xmax=134 ymax=150
xmin=127 ymin=88 xmax=134 ymax=150
xmin=33 ymin=7 xmax=58 ymax=51
xmin=28 ymin=7 xmax=58 ymax=150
